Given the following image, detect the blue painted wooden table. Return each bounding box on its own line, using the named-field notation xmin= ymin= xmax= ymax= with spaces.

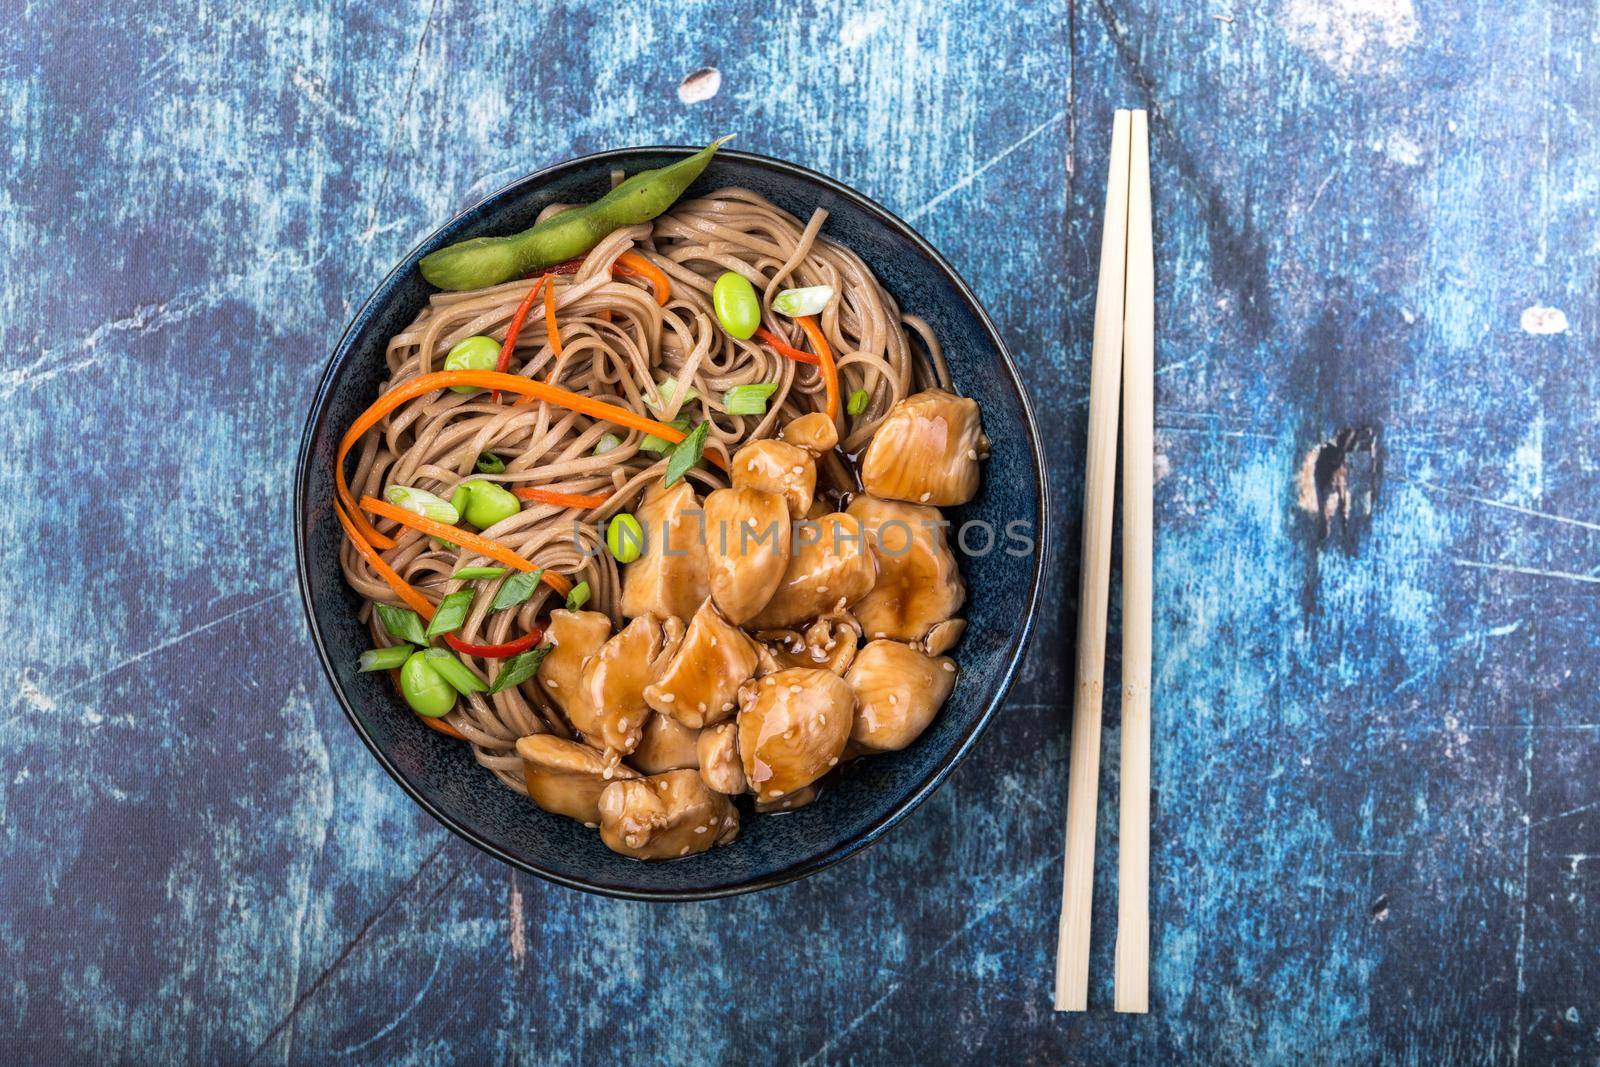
xmin=3 ymin=1 xmax=1596 ymax=1062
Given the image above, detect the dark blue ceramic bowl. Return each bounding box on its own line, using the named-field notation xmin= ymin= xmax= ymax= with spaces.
xmin=295 ymin=147 xmax=1047 ymax=899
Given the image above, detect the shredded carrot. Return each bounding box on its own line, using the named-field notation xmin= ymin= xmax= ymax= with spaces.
xmin=612 ymin=251 xmax=671 ymax=306
xmin=754 ymin=326 xmax=820 ymax=366
xmin=420 ymin=715 xmax=466 ymax=740
xmin=542 ymin=274 xmax=562 ymax=358
xmin=335 ymin=500 xmax=435 ymax=619
xmin=497 ymin=276 xmax=546 ymax=377
xmin=796 ymin=315 xmax=840 ymax=420
xmin=359 ymin=495 xmax=574 ymax=597
xmin=512 ymin=486 xmax=611 ymax=509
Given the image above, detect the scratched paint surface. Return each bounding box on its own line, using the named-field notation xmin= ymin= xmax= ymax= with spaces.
xmin=2 ymin=0 xmax=1597 ymax=1062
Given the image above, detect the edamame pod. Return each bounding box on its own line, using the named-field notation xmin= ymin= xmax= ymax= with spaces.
xmin=419 ymin=137 xmax=733 ymax=291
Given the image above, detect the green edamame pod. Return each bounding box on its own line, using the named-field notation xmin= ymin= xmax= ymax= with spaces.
xmin=419 ymin=137 xmax=734 ymax=291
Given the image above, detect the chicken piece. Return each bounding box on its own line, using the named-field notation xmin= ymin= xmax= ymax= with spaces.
xmin=731 ymin=438 xmax=815 ymax=516
xmin=630 ymin=713 xmax=701 ymax=774
xmin=923 ymin=618 xmax=967 ymax=656
xmin=577 ymin=614 xmax=676 ymax=756
xmin=644 ymin=598 xmax=761 ymax=728
xmin=620 ymin=479 xmax=711 ymax=621
xmin=747 ymin=512 xmax=877 ymax=630
xmin=738 ymin=667 xmax=855 ymax=799
xmin=846 ymin=640 xmax=958 ymax=753
xmin=517 ymin=734 xmax=639 ymax=825
xmin=598 ymin=769 xmax=739 ymax=859
xmin=760 ymin=611 xmax=861 ymax=675
xmin=696 ymin=721 xmax=746 ymax=795
xmin=860 ymin=389 xmax=987 ymax=506
xmin=780 ymin=411 xmax=839 ymax=453
xmin=754 ymin=784 xmax=819 ymax=813
xmin=846 ymin=494 xmax=965 ymax=642
xmin=536 ymin=610 xmax=612 ymax=725
xmin=703 ymin=487 xmax=792 ymax=624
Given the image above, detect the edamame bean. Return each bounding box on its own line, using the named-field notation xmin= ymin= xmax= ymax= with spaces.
xmin=713 ymin=271 xmax=761 ymax=339
xmin=400 ymin=651 xmax=456 ymax=717
xmin=459 ymin=480 xmax=521 ymax=529
xmin=443 ymin=335 xmax=501 ymax=392
xmin=419 ymin=137 xmax=732 ymax=291
xmin=607 ymin=513 xmax=645 ymax=563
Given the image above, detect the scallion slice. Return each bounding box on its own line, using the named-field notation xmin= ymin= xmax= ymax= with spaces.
xmin=847 ymin=388 xmax=870 ymax=416
xmin=565 ymin=580 xmax=591 ymax=611
xmin=773 ymin=285 xmax=834 ymax=317
xmin=376 ymin=604 xmax=428 ymax=647
xmin=640 ymin=418 xmax=690 ymax=454
xmin=358 ymin=645 xmax=414 ymax=673
xmin=490 ymin=570 xmax=544 ymax=612
xmin=723 ymin=382 xmax=779 ymax=416
xmin=593 ymin=432 xmax=623 ymax=456
xmin=385 ymin=485 xmax=459 ymax=524
xmin=452 ymin=566 xmax=508 ymax=581
xmin=475 ymin=452 xmax=506 ymax=473
xmin=422 ymin=648 xmax=489 ymax=694
xmin=649 ymin=378 xmax=698 ymax=413
xmin=424 ymin=589 xmax=475 ymax=639
xmin=663 ymin=421 xmax=709 ymax=487
xmin=489 ymin=644 xmax=552 ymax=694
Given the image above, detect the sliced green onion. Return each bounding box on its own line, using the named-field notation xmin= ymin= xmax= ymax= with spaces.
xmin=385 ymin=485 xmax=459 ymax=524
xmin=489 ymin=644 xmax=552 ymax=694
xmin=423 ymin=648 xmax=489 ymax=694
xmin=773 ymin=285 xmax=834 ymax=318
xmin=593 ymin=432 xmax=623 ymax=456
xmin=358 ymin=645 xmax=415 ymax=673
xmin=723 ymin=383 xmax=779 ymax=416
xmin=663 ymin=421 xmax=709 ymax=487
xmin=425 ymin=589 xmax=475 ymax=639
xmin=475 ymin=452 xmax=506 ymax=474
xmin=565 ymin=580 xmax=591 ymax=611
xmin=847 ymin=388 xmax=870 ymax=416
xmin=649 ymin=378 xmax=698 ymax=413
xmin=490 ymin=570 xmax=544 ymax=612
xmin=452 ymin=565 xmax=508 ymax=581
xmin=641 ymin=418 xmax=690 ymax=454
xmin=376 ymin=604 xmax=428 ymax=647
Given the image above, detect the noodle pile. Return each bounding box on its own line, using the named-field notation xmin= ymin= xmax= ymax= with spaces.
xmin=340 ymin=187 xmax=951 ymax=794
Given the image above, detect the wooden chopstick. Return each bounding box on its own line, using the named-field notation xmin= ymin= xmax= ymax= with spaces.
xmin=1114 ymin=109 xmax=1154 ymax=1015
xmin=1054 ymin=108 xmax=1133 ymax=1013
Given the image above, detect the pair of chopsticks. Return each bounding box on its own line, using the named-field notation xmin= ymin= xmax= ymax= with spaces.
xmin=1054 ymin=109 xmax=1154 ymax=1014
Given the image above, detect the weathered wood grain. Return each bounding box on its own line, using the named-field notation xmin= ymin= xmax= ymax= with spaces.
xmin=2 ymin=0 xmax=1596 ymax=1062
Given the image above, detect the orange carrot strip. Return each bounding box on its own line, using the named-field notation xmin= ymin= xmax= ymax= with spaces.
xmin=754 ymin=326 xmax=820 ymax=366
xmin=612 ymin=251 xmax=671 ymax=306
xmin=512 ymin=486 xmax=611 ymax=509
xmin=542 ymin=274 xmax=562 ymax=358
xmin=358 ymin=495 xmax=573 ymax=597
xmin=421 ymin=715 xmax=466 ymax=740
xmin=796 ymin=314 xmax=839 ymax=420
xmin=494 ymin=275 xmax=547 ymax=400
xmin=334 ymin=500 xmax=436 ymax=619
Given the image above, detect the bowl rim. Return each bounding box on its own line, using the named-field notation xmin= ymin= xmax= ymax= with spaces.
xmin=294 ymin=145 xmax=1049 ymax=901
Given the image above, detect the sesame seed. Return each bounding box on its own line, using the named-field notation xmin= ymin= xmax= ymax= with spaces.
xmin=966 ymin=448 xmax=978 ymax=460
xmin=584 ymin=821 xmax=598 ymax=828
xmin=697 ymin=701 xmax=707 ymax=712
xmin=659 ymin=693 xmax=676 ymax=703
xmin=790 ymin=465 xmax=803 ymax=475
xmin=602 ymin=767 xmax=614 ymax=780
xmin=789 ymin=684 xmax=801 ymax=694
xmin=819 ymin=715 xmax=828 ymax=726
xmin=784 ymin=728 xmax=795 ymax=740
xmin=919 ymin=492 xmax=931 ymax=502
xmin=828 ymin=757 xmax=838 ymax=766
xmin=658 ymin=781 xmax=669 ymax=791
xmin=768 ymin=789 xmax=783 ymax=797
xmin=942 ymin=661 xmax=956 ymax=672
xmin=874 ymin=632 xmax=886 ymax=639
xmin=889 ymin=694 xmax=898 ymax=706
xmin=709 ymin=636 xmax=718 ymax=647
xmin=818 ymin=586 xmax=829 ymax=594
xmin=764 ymin=677 xmax=775 ymax=687
xmin=680 ymin=846 xmax=691 ymax=855
xmin=618 ymin=718 xmax=629 ymax=730
xmin=547 ymin=679 xmax=560 ymax=689
xmin=721 ymin=701 xmax=735 ymax=711
xmin=694 ymin=825 xmax=707 ymax=834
